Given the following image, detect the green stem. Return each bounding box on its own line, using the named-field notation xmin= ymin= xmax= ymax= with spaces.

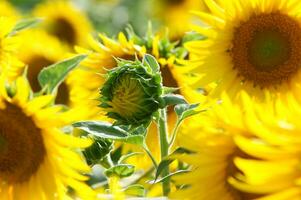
xmin=143 ymin=143 xmax=158 ymax=169
xmin=157 ymin=108 xmax=170 ymax=196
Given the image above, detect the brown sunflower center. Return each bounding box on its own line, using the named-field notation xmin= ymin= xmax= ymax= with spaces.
xmin=0 ymin=103 xmax=46 ymax=184
xmin=55 ymin=82 xmax=70 ymax=105
xmin=231 ymin=13 xmax=301 ymax=87
xmin=27 ymin=56 xmax=54 ymax=92
xmin=49 ymin=18 xmax=76 ymax=45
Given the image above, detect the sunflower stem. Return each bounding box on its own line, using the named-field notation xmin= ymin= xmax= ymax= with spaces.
xmin=157 ymin=108 xmax=170 ymax=196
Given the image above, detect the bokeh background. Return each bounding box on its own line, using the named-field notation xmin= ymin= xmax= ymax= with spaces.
xmin=9 ymin=0 xmax=204 ymax=38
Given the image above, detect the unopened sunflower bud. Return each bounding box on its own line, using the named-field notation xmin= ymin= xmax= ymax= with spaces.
xmin=99 ymin=57 xmax=163 ymax=125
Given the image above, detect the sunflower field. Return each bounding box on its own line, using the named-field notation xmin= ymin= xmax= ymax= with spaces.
xmin=1 ymin=0 xmax=301 ymax=199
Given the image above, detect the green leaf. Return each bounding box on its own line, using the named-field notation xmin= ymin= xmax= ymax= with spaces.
xmin=155 ymin=159 xmax=173 ymax=181
xmin=73 ymin=121 xmax=145 ymax=145
xmin=161 ymin=94 xmax=187 ymax=107
xmin=38 ymin=54 xmax=86 ymax=93
xmin=154 ymin=147 xmax=193 ymax=181
xmin=124 ymin=184 xmax=145 ymax=197
xmin=9 ymin=18 xmax=41 ymax=36
xmin=175 ymin=103 xmax=201 ymax=122
xmin=104 ymin=164 xmax=135 ymax=178
xmin=83 ymin=136 xmax=113 ymax=165
xmin=150 ymin=170 xmax=190 ymax=184
xmin=73 ymin=121 xmax=128 ymax=140
xmin=143 ymin=54 xmax=160 ymax=74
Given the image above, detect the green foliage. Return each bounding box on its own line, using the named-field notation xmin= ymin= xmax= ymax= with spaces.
xmin=124 ymin=184 xmax=146 ymax=197
xmin=82 ymin=136 xmax=113 ymax=166
xmin=73 ymin=121 xmax=145 ymax=145
xmin=9 ymin=18 xmax=41 ymax=36
xmin=38 ymin=55 xmax=86 ymax=94
xmin=105 ymin=164 xmax=135 ymax=178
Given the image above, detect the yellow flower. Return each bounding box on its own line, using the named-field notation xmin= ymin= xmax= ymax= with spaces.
xmin=0 ymin=75 xmax=94 ymax=199
xmin=17 ymin=30 xmax=70 ymax=104
xmin=153 ymin=0 xmax=205 ymax=40
xmin=187 ymin=0 xmax=301 ymax=100
xmin=33 ymin=0 xmax=93 ymax=46
xmin=0 ymin=0 xmax=20 ymax=21
xmin=172 ymin=92 xmax=301 ymax=199
xmin=0 ymin=17 xmax=24 ymax=81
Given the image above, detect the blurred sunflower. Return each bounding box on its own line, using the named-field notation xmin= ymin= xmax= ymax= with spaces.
xmin=187 ymin=0 xmax=301 ymax=100
xmin=33 ymin=0 xmax=93 ymax=46
xmin=0 ymin=0 xmax=20 ymax=21
xmin=153 ymin=0 xmax=205 ymax=40
xmin=70 ymin=30 xmax=188 ymax=169
xmin=0 ymin=17 xmax=24 ymax=81
xmin=0 ymin=75 xmax=94 ymax=199
xmin=172 ymin=92 xmax=301 ymax=199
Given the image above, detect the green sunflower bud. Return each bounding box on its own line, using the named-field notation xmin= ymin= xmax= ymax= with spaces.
xmin=99 ymin=55 xmax=163 ymax=125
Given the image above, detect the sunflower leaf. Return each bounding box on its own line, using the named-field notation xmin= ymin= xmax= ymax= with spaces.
xmin=38 ymin=54 xmax=86 ymax=94
xmin=161 ymin=94 xmax=187 ymax=108
xmin=175 ymin=103 xmax=200 ymax=122
xmin=105 ymin=164 xmax=135 ymax=178
xmin=73 ymin=121 xmax=128 ymax=140
xmin=124 ymin=184 xmax=146 ymax=197
xmin=9 ymin=18 xmax=41 ymax=36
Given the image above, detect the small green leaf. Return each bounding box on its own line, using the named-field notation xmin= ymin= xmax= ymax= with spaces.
xmin=175 ymin=103 xmax=201 ymax=122
xmin=154 ymin=147 xmax=193 ymax=181
xmin=105 ymin=164 xmax=135 ymax=178
xmin=73 ymin=121 xmax=128 ymax=140
xmin=143 ymin=54 xmax=160 ymax=74
xmin=150 ymin=170 xmax=190 ymax=184
xmin=124 ymin=184 xmax=145 ymax=197
xmin=9 ymin=18 xmax=41 ymax=36
xmin=161 ymin=94 xmax=187 ymax=107
xmin=38 ymin=54 xmax=86 ymax=93
xmin=155 ymin=159 xmax=173 ymax=181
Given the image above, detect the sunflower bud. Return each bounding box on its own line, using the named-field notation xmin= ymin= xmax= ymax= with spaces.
xmin=99 ymin=56 xmax=163 ymax=125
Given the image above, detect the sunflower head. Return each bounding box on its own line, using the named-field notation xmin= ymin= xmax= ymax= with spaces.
xmin=99 ymin=56 xmax=163 ymax=125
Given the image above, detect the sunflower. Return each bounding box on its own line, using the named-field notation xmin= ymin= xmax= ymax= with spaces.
xmin=187 ymin=0 xmax=301 ymax=100
xmin=153 ymin=0 xmax=205 ymax=40
xmin=172 ymin=91 xmax=301 ymax=199
xmin=0 ymin=17 xmax=24 ymax=81
xmin=0 ymin=0 xmax=20 ymax=21
xmin=33 ymin=0 xmax=93 ymax=46
xmin=69 ymin=31 xmax=189 ymax=170
xmin=0 ymin=74 xmax=95 ymax=199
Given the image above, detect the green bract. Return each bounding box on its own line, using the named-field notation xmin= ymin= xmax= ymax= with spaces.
xmin=99 ymin=55 xmax=163 ymax=125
